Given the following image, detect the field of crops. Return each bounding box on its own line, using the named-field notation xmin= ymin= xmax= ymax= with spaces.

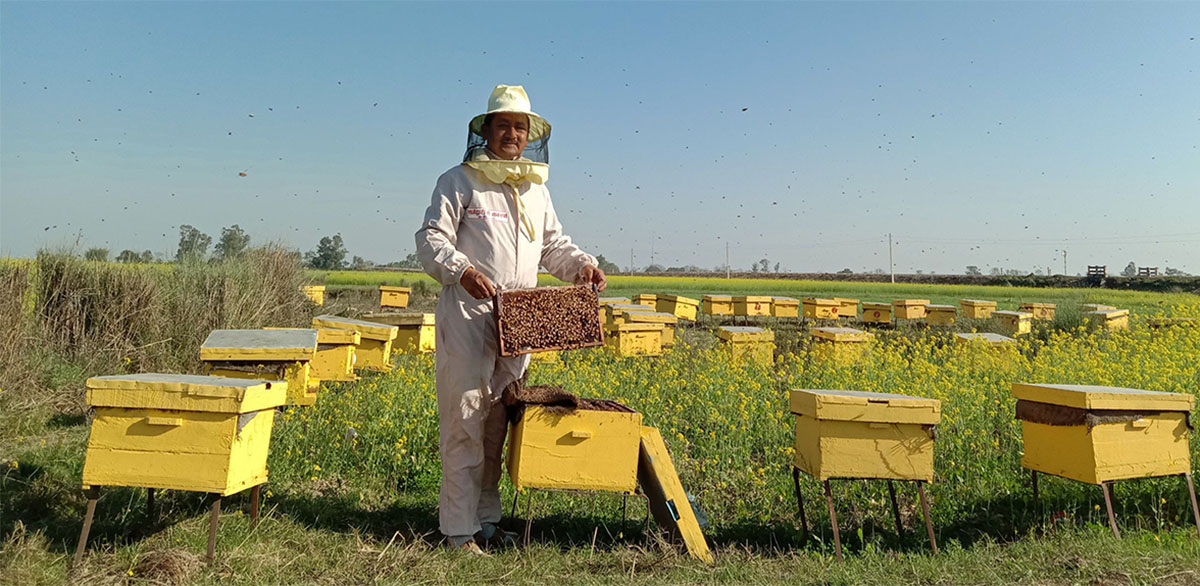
xmin=4 ymin=270 xmax=1200 ymax=584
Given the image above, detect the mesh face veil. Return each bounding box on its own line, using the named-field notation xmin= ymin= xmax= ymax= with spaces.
xmin=462 ymin=116 xmax=550 ymax=165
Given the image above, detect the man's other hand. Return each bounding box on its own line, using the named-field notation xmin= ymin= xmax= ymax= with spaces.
xmin=576 ymin=264 xmax=607 ymax=292
xmin=461 ymin=267 xmax=497 ymax=299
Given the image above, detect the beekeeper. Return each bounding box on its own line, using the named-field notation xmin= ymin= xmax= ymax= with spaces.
xmin=416 ymin=85 xmax=606 ymax=554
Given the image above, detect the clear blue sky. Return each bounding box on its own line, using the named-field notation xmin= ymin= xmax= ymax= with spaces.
xmin=2 ymin=1 xmax=1198 ymax=274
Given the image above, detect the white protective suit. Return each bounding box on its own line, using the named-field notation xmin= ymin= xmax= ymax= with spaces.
xmin=415 ymin=163 xmax=597 ymax=539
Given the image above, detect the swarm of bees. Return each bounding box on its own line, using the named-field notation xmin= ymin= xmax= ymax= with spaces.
xmin=496 ymin=285 xmax=603 ymax=356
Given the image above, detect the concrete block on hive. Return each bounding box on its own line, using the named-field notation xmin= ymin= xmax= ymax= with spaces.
xmin=802 ymin=298 xmax=839 ymax=319
xmin=301 ymin=285 xmax=325 ymax=306
xmin=770 ymin=297 xmax=800 ymax=318
xmin=1019 ymin=302 xmax=1056 ymax=321
xmin=361 ymin=312 xmax=436 ymax=354
xmin=733 ymin=296 xmax=772 ymax=317
xmin=507 ymin=402 xmax=643 ymax=493
xmin=624 ymin=311 xmax=678 ymax=347
xmin=200 ymin=329 xmax=318 ymax=406
xmin=605 ymin=323 xmax=664 ymax=356
xmin=312 ymin=315 xmax=398 ymax=372
xmin=495 ymin=285 xmax=604 ymax=356
xmin=960 ymin=299 xmax=997 ymax=319
xmin=832 ymin=298 xmax=859 ymax=319
xmin=811 ymin=327 xmax=874 ymax=364
xmin=716 ymin=326 xmax=774 ymax=366
xmin=861 ymin=302 xmax=892 ymax=324
xmin=994 ymin=310 xmax=1032 ymax=336
xmin=892 ymin=299 xmax=930 ymax=320
xmin=656 ymin=294 xmax=699 ymax=321
xmin=1087 ymin=309 xmax=1129 ymax=331
xmin=702 ymin=294 xmax=733 ymax=316
xmin=925 ymin=304 xmax=958 ymax=326
xmin=378 ymin=285 xmax=411 ymax=310
xmin=632 ymin=294 xmax=657 ymax=308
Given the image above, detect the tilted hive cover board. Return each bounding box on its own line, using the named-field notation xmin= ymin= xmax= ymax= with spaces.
xmin=200 ymin=329 xmax=318 ymax=362
xmin=495 ymin=285 xmax=604 ymax=356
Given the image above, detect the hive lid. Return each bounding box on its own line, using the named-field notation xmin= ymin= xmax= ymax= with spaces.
xmin=312 ymin=315 xmax=399 ymax=341
xmin=716 ymin=326 xmax=774 ymax=342
xmin=598 ymin=297 xmax=630 ymax=305
xmin=789 ymin=389 xmax=941 ymax=424
xmin=862 ymin=302 xmax=891 ymax=309
xmin=379 ymin=285 xmax=412 ymax=293
xmin=1081 ymin=304 xmax=1116 ymax=311
xmin=637 ymin=426 xmax=714 ymax=565
xmin=200 ymin=329 xmax=317 ymax=362
xmin=926 ymin=304 xmax=956 ymax=311
xmin=961 ymin=299 xmax=997 ymax=306
xmin=702 ymin=294 xmax=732 ymax=301
xmin=1089 ymin=309 xmax=1129 ymax=318
xmin=625 ymin=311 xmax=679 ymax=325
xmin=609 ymin=303 xmax=655 ymax=313
xmin=893 ymin=299 xmax=931 ymax=306
xmin=771 ymin=296 xmax=799 ymax=304
xmin=832 ymin=297 xmax=860 ymax=304
xmin=1020 ymin=302 xmax=1055 ymax=309
xmin=86 ymin=373 xmax=286 ymax=413
xmin=1011 ymin=383 xmax=1194 ymax=411
xmin=361 ymin=312 xmax=435 ymax=326
xmin=811 ymin=327 xmax=873 ymax=342
xmin=659 ymin=294 xmax=699 ymax=305
xmin=733 ymin=296 xmax=771 ymax=302
xmin=954 ymin=332 xmax=1015 ymax=344
xmin=317 ymin=328 xmax=360 ymax=345
xmin=993 ymin=310 xmax=1031 ymax=318
xmin=802 ymin=298 xmax=837 ymax=305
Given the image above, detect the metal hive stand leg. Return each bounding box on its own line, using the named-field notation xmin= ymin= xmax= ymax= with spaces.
xmin=792 ymin=467 xmax=808 ymax=538
xmin=146 ymin=488 xmax=156 ymax=521
xmin=73 ymin=486 xmax=101 ymax=567
xmin=250 ymin=484 xmax=261 ymax=528
xmin=887 ymin=481 xmax=904 ymax=538
xmin=823 ymin=480 xmax=842 ymax=561
xmin=207 ymin=495 xmax=222 ymax=564
xmin=523 ymin=489 xmax=535 ymax=548
xmin=917 ymin=481 xmax=938 ymax=554
xmin=1100 ymin=481 xmax=1120 ymax=539
xmin=1184 ymin=472 xmax=1200 ymax=539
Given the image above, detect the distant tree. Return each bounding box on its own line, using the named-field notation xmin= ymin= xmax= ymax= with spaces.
xmin=116 ymin=249 xmax=141 ymax=263
xmin=594 ymin=254 xmax=620 ymax=274
xmin=386 ymin=252 xmax=422 ymax=269
xmin=140 ymin=250 xmax=155 ymax=263
xmin=84 ymin=248 xmax=109 ymax=262
xmin=838 ymin=268 xmax=852 ymax=274
xmin=915 ymin=269 xmax=923 ymax=275
xmin=751 ymin=258 xmax=770 ymax=272
xmin=965 ymin=265 xmax=981 ymax=275
xmin=213 ymin=224 xmax=251 ymax=260
xmin=305 ymin=234 xmax=349 ymax=270
xmin=644 ymin=263 xmax=665 ymax=273
xmin=1121 ymin=262 xmax=1137 ymax=277
xmin=349 ymin=255 xmax=373 ymax=270
xmin=871 ymin=268 xmax=884 ymax=274
xmin=773 ymin=262 xmax=781 ymax=273
xmin=1165 ymin=267 xmax=1190 ymax=276
xmin=990 ymin=267 xmax=1002 ymax=276
xmin=176 ymin=225 xmax=212 ymax=262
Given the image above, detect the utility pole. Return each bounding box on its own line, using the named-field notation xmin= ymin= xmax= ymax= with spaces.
xmin=629 ymin=248 xmax=634 ymax=273
xmin=1062 ymin=250 xmax=1067 ymax=276
xmin=888 ymin=233 xmax=895 ymax=283
xmin=725 ymin=242 xmax=730 ymax=279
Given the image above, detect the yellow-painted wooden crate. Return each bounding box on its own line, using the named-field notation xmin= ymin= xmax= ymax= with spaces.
xmin=861 ymin=302 xmax=892 ymax=324
xmin=200 ymin=329 xmax=318 ymax=406
xmin=954 ymin=332 xmax=1015 ymax=347
xmin=638 ymin=426 xmax=714 ymax=564
xmin=832 ymin=298 xmax=859 ymax=319
xmin=632 ymin=294 xmax=657 ymax=308
xmin=81 ymin=374 xmax=286 ymax=495
xmin=802 ymin=298 xmax=838 ymax=319
xmin=733 ymin=295 xmax=772 ymax=317
xmin=656 ymin=294 xmax=699 ymax=321
xmin=1012 ymin=383 xmax=1195 ymax=484
xmin=790 ymin=389 xmax=940 ymax=481
xmin=605 ymin=323 xmax=663 ymax=356
xmin=507 ymin=404 xmax=643 ymax=493
xmin=810 ymin=327 xmax=874 ymax=364
xmin=702 ymin=294 xmax=733 ymax=316
xmin=312 ymin=315 xmax=397 ymax=371
xmin=1020 ymin=302 xmax=1056 ymax=321
xmin=625 ymin=311 xmax=678 ymax=347
xmin=379 ymin=285 xmax=411 ymax=310
xmin=926 ymin=304 xmax=957 ymax=326
xmin=361 ymin=312 xmax=436 ymax=354
xmin=994 ymin=310 xmax=1032 ymax=336
xmin=771 ymin=297 xmax=800 ymax=318
xmin=892 ymin=299 xmax=930 ymax=319
xmin=1088 ymin=309 xmax=1129 ymax=331
xmin=312 ymin=328 xmax=359 ymax=382
xmin=716 ymin=326 xmax=775 ymax=366
xmin=528 ymin=350 xmax=560 ymax=364
xmin=301 ymin=285 xmax=325 ymax=306
xmin=605 ymin=303 xmax=655 ymax=325
xmin=960 ymin=299 xmax=997 ymax=319
xmin=1082 ymin=303 xmax=1116 ymax=313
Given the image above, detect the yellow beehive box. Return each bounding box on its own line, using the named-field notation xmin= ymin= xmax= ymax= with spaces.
xmin=632 ymin=294 xmax=657 ymax=308
xmin=1088 ymin=309 xmax=1129 ymax=331
xmin=361 ymin=312 xmax=436 ymax=354
xmin=925 ymin=304 xmax=958 ymax=326
xmin=770 ymin=297 xmax=800 ymax=318
xmin=790 ymin=389 xmax=940 ymax=481
xmin=379 ymin=285 xmax=411 ymax=310
xmin=200 ymin=329 xmax=318 ymax=406
xmin=1082 ymin=303 xmax=1116 ymax=313
xmin=861 ymin=302 xmax=892 ymax=324
xmin=656 ymin=294 xmax=699 ymax=321
xmin=1019 ymin=302 xmax=1056 ymax=321
xmin=716 ymin=326 xmax=775 ymax=366
xmin=266 ymin=327 xmax=359 ymax=383
xmin=733 ymin=295 xmax=772 ymax=317
xmin=810 ymin=327 xmax=874 ymax=364
xmin=892 ymin=299 xmax=930 ymax=320
xmin=960 ymin=299 xmax=997 ymax=319
xmin=599 ymin=297 xmax=630 ymax=305
xmin=832 ymin=298 xmax=859 ymax=319
xmin=507 ymin=403 xmax=643 ymax=493
xmin=624 ymin=311 xmax=678 ymax=347
xmin=528 ymin=349 xmax=560 ymax=364
xmin=1012 ymin=383 xmax=1195 ymax=484
xmin=802 ymin=298 xmax=839 ymax=319
xmin=605 ymin=323 xmax=663 ymax=356
xmin=605 ymin=303 xmax=655 ymax=325
xmin=312 ymin=315 xmax=398 ymax=371
xmin=301 ymin=285 xmax=325 ymax=306
xmin=702 ymin=294 xmax=733 ymax=316
xmin=994 ymin=310 xmax=1032 ymax=336
xmin=81 ymin=374 xmax=286 ymax=495
xmin=954 ymin=332 xmax=1015 ymax=347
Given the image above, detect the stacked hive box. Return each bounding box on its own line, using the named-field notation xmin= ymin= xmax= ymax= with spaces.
xmin=605 ymin=303 xmax=655 ymax=325
xmin=770 ymin=297 xmax=800 ymax=318
xmin=810 ymin=327 xmax=874 ymax=364
xmin=312 ymin=315 xmax=398 ymax=371
xmin=926 ymin=304 xmax=957 ymax=326
xmin=832 ymin=298 xmax=859 ymax=319
xmin=716 ymin=326 xmax=774 ymax=366
xmin=702 ymin=294 xmax=733 ymax=316
xmin=802 ymin=298 xmax=838 ymax=319
xmin=379 ymin=285 xmax=411 ymax=310
xmin=733 ymin=296 xmax=772 ymax=317
xmin=632 ymin=294 xmax=657 ymax=308
xmin=861 ymin=302 xmax=892 ymax=324
xmin=994 ymin=310 xmax=1032 ymax=336
xmin=960 ymin=299 xmax=997 ymax=319
xmin=200 ymin=329 xmax=318 ymax=406
xmin=892 ymin=299 xmax=930 ymax=320
xmin=624 ymin=311 xmax=678 ymax=348
xmin=599 ymin=297 xmax=631 ymax=323
xmin=657 ymin=295 xmax=699 ymax=321
xmin=266 ymin=327 xmax=359 ymax=383
xmin=301 ymin=285 xmax=325 ymax=306
xmin=606 ymin=323 xmax=663 ymax=356
xmin=1020 ymin=302 xmax=1056 ymax=321
xmin=362 ymin=312 xmax=436 ymax=354
xmin=1088 ymin=309 xmax=1130 ymax=331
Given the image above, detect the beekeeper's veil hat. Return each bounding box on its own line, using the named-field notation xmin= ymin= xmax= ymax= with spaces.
xmin=464 ymin=85 xmax=550 ymax=167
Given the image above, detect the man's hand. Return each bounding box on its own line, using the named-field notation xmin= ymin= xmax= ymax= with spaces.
xmin=575 ymin=264 xmax=607 ymax=292
xmin=460 ymin=267 xmax=497 ymax=299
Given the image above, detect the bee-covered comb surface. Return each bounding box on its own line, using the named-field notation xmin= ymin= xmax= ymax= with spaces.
xmin=495 ymin=285 xmax=603 ymax=356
